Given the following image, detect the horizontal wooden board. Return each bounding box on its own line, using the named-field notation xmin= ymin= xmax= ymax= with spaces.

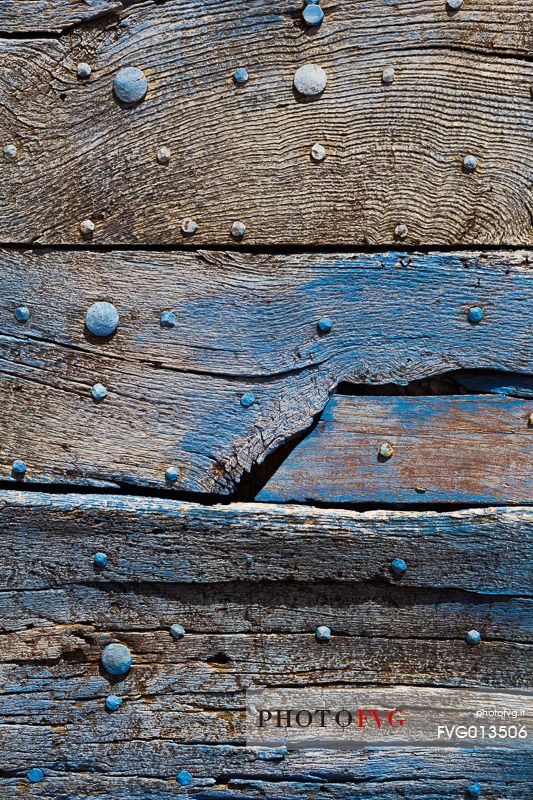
xmin=1 ymin=249 xmax=532 ymax=493
xmin=0 ymin=0 xmax=120 ymax=34
xmin=0 ymin=1 xmax=531 ymax=244
xmin=1 ymin=493 xmax=532 ymax=593
xmin=257 ymin=394 xmax=533 ymax=505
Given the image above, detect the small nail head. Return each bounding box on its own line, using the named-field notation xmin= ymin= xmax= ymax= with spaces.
xmin=3 ymin=144 xmax=17 ymax=159
xmin=101 ymin=642 xmax=132 ymax=675
xmin=390 ymin=558 xmax=407 ymax=576
xmin=160 ymin=310 xmax=177 ymax=328
xmin=528 ymin=412 xmax=533 ymax=427
xmin=79 ymin=219 xmax=95 ymax=237
xmin=12 ymin=459 xmax=27 ymax=478
xmin=85 ymin=301 xmax=120 ymax=337
xmin=105 ymin=695 xmax=123 ymax=712
xmin=165 ymin=466 xmax=180 ymax=482
xmin=91 ymin=383 xmax=108 ymax=401
xmin=447 ymin=0 xmax=463 ymax=9
xmin=170 ymin=623 xmax=186 ymax=640
xmin=15 ymin=306 xmax=30 ymax=322
xmin=467 ymin=306 xmax=484 ymax=324
xmin=466 ymin=629 xmax=481 ymax=646
xmin=113 ymin=66 xmax=148 ymax=104
xmin=27 ymin=769 xmax=44 ymax=784
xmin=395 ymin=223 xmax=408 ymax=240
xmin=302 ymin=4 xmax=324 ymax=25
xmin=315 ymin=625 xmax=331 ymax=642
xmin=156 ymin=146 xmax=171 ymax=165
xmin=94 ymin=551 xmax=108 ymax=568
xmin=382 ymin=65 xmax=395 ymax=84
xmin=311 ymin=142 xmax=326 ymax=162
xmin=293 ymin=63 xmax=328 ymax=97
xmin=77 ymin=62 xmax=92 ymax=79
xmin=379 ymin=442 xmax=395 ymax=459
xmin=246 ymin=554 xmax=254 ymax=566
xmin=177 ymin=771 xmax=193 ymax=787
xmin=317 ymin=317 xmax=332 ymax=334
xmin=466 ymin=784 xmax=482 ymax=798
xmin=233 ymin=67 xmax=249 ymax=85
xmin=231 ymin=220 xmax=246 ymax=238
xmin=240 ymin=392 xmax=255 ymax=408
xmin=181 ymin=217 xmax=198 ymax=235
xmin=304 ymin=0 xmax=321 ymax=4
xmin=463 ymin=154 xmax=478 ymax=172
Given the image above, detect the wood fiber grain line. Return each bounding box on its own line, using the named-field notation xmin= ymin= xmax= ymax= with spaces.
xmin=0 ymin=0 xmax=531 ymax=244
xmin=0 ymin=0 xmax=121 ymax=35
xmin=1 ymin=249 xmax=531 ymax=493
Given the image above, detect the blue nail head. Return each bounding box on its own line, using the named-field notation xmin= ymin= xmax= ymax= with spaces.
xmin=447 ymin=0 xmax=463 ymax=9
xmin=466 ymin=784 xmax=482 ymax=798
xmin=165 ymin=466 xmax=180 ymax=482
xmin=302 ymin=3 xmax=324 ymax=25
xmin=304 ymin=0 xmax=321 ymax=4
xmin=293 ymin=63 xmax=327 ymax=97
xmin=79 ymin=219 xmax=95 ymax=237
xmin=85 ymin=301 xmax=120 ymax=337
xmin=113 ymin=66 xmax=148 ymax=104
xmin=466 ymin=629 xmax=481 ymax=646
xmin=27 ymin=768 xmax=44 ymax=783
xmin=240 ymin=392 xmax=255 ymax=408
xmin=233 ymin=67 xmax=249 ymax=85
xmin=12 ymin=459 xmax=27 ymax=478
xmin=463 ymin=154 xmax=478 ymax=172
xmin=94 ymin=551 xmax=108 ymax=568
xmin=231 ymin=220 xmax=246 ymax=238
xmin=4 ymin=143 xmax=17 ymax=159
xmin=177 ymin=770 xmax=193 ymax=786
xmin=170 ymin=623 xmax=186 ymax=640
xmin=390 ymin=557 xmax=408 ymax=576
xmin=317 ymin=317 xmax=332 ymax=334
xmin=181 ymin=217 xmax=198 ymax=235
xmin=101 ymin=642 xmax=132 ymax=675
xmin=91 ymin=383 xmax=108 ymax=401
xmin=105 ymin=694 xmax=123 ymax=712
xmin=468 ymin=306 xmax=484 ymax=324
xmin=15 ymin=305 xmax=30 ymax=322
xmin=77 ymin=62 xmax=92 ymax=79
xmin=315 ymin=625 xmax=331 ymax=642
xmin=160 ymin=310 xmax=176 ymax=328
xmin=246 ymin=554 xmax=254 ymax=566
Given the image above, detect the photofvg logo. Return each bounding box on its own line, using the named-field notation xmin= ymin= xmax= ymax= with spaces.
xmin=246 ymin=687 xmax=532 ymax=750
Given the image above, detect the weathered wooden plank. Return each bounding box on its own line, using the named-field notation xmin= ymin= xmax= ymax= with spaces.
xmin=1 ymin=493 xmax=531 ymax=593
xmin=0 ymin=1 xmax=531 ymax=244
xmin=257 ymin=394 xmax=533 ymax=505
xmin=1 ymin=249 xmax=531 ymax=493
xmin=454 ymin=370 xmax=533 ymax=398
xmin=0 ymin=0 xmax=121 ymax=34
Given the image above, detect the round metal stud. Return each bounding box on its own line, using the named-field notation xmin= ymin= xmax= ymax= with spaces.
xmin=395 ymin=223 xmax=408 ymax=240
xmin=240 ymin=392 xmax=255 ymax=408
xmin=15 ymin=306 xmax=30 ymax=322
xmin=105 ymin=695 xmax=123 ymax=712
xmin=181 ymin=217 xmax=198 ymax=235
xmin=177 ymin=771 xmax=193 ymax=786
xmin=463 ymin=154 xmax=478 ymax=172
xmin=467 ymin=306 xmax=484 ymax=324
xmin=447 ymin=0 xmax=463 ymax=9
xmin=315 ymin=625 xmax=331 ymax=642
xmin=12 ymin=459 xmax=27 ymax=478
xmin=390 ymin=558 xmax=407 ymax=576
xmin=165 ymin=466 xmax=180 ymax=482
xmin=79 ymin=219 xmax=95 ymax=237
xmin=379 ymin=442 xmax=395 ymax=459
xmin=156 ymin=146 xmax=171 ymax=165
xmin=91 ymin=383 xmax=108 ymax=401
xmin=466 ymin=629 xmax=481 ymax=646
xmin=382 ymin=65 xmax=395 ymax=84
xmin=233 ymin=67 xmax=249 ymax=85
xmin=311 ymin=143 xmax=326 ymax=162
xmin=101 ymin=642 xmax=132 ymax=676
xmin=27 ymin=769 xmax=44 ymax=783
xmin=302 ymin=4 xmax=324 ymax=25
xmin=170 ymin=623 xmax=186 ymax=639
xmin=85 ymin=301 xmax=120 ymax=337
xmin=113 ymin=67 xmax=148 ymax=104
xmin=77 ymin=63 xmax=92 ymax=79
xmin=94 ymin=552 xmax=108 ymax=568
xmin=160 ymin=310 xmax=177 ymax=327
xmin=231 ymin=220 xmax=246 ymax=238
xmin=293 ymin=64 xmax=327 ymax=97
xmin=3 ymin=144 xmax=17 ymax=159
xmin=317 ymin=317 xmax=332 ymax=334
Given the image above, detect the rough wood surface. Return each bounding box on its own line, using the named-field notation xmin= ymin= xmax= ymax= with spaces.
xmin=0 ymin=0 xmax=121 ymax=34
xmin=1 ymin=249 xmax=532 ymax=493
xmin=0 ymin=0 xmax=531 ymax=244
xmin=257 ymin=394 xmax=533 ymax=505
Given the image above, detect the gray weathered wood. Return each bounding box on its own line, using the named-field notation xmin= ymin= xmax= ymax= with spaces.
xmin=0 ymin=0 xmax=121 ymax=34
xmin=257 ymin=394 xmax=533 ymax=505
xmin=0 ymin=0 xmax=531 ymax=244
xmin=1 ymin=249 xmax=532 ymax=493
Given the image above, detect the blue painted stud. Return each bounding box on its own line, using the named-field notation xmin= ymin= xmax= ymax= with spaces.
xmin=77 ymin=63 xmax=92 ymax=79
xmin=170 ymin=623 xmax=186 ymax=639
xmin=101 ymin=643 xmax=132 ymax=676
xmin=94 ymin=552 xmax=108 ymax=568
xmin=303 ymin=4 xmax=324 ymax=25
xmin=15 ymin=306 xmax=30 ymax=322
xmin=105 ymin=695 xmax=123 ymax=712
xmin=91 ymin=383 xmax=108 ymax=401
xmin=382 ymin=65 xmax=395 ymax=84
xmin=12 ymin=459 xmax=27 ymax=478
xmin=315 ymin=625 xmax=331 ymax=642
xmin=181 ymin=217 xmax=198 ymax=235
xmin=246 ymin=554 xmax=254 ymax=566
xmin=85 ymin=301 xmax=120 ymax=337
xmin=463 ymin=154 xmax=478 ymax=172
xmin=79 ymin=219 xmax=95 ymax=237
xmin=113 ymin=67 xmax=148 ymax=104
xmin=468 ymin=306 xmax=484 ymax=324
xmin=160 ymin=310 xmax=177 ymax=328
xmin=317 ymin=317 xmax=332 ymax=334
xmin=233 ymin=67 xmax=249 ymax=85
xmin=240 ymin=392 xmax=255 ymax=408
xmin=466 ymin=784 xmax=482 ymax=798
xmin=304 ymin=0 xmax=321 ymax=4
xmin=447 ymin=0 xmax=463 ymax=9
xmin=466 ymin=630 xmax=481 ymax=646
xmin=177 ymin=770 xmax=193 ymax=786
xmin=4 ymin=144 xmax=17 ymax=159
xmin=231 ymin=220 xmax=246 ymax=238
xmin=165 ymin=466 xmax=180 ymax=482
xmin=293 ymin=64 xmax=327 ymax=97
xmin=390 ymin=558 xmax=407 ymax=576
xmin=27 ymin=769 xmax=44 ymax=783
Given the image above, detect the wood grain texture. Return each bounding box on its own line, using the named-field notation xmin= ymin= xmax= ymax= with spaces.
xmin=0 ymin=0 xmax=531 ymax=244
xmin=257 ymin=394 xmax=533 ymax=505
xmin=1 ymin=249 xmax=532 ymax=494
xmin=0 ymin=0 xmax=121 ymax=34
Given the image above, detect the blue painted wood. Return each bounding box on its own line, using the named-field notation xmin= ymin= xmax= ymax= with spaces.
xmin=454 ymin=370 xmax=533 ymax=398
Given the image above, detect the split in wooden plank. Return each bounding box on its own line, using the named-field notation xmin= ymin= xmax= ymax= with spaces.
xmin=454 ymin=370 xmax=533 ymax=398
xmin=257 ymin=394 xmax=533 ymax=505
xmin=1 ymin=249 xmax=532 ymax=493
xmin=0 ymin=0 xmax=531 ymax=244
xmin=1 ymin=493 xmax=531 ymax=594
